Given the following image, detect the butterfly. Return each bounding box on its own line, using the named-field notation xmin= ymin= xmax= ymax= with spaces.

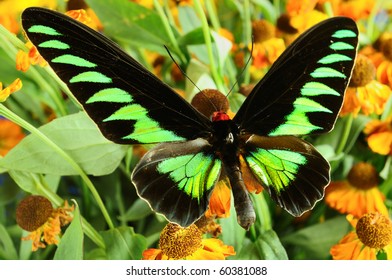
xmin=22 ymin=7 xmax=358 ymax=230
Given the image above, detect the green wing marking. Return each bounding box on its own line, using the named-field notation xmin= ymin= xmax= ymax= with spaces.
xmin=132 ymin=138 xmax=221 ymax=226
xmin=242 ymin=135 xmax=330 ymax=216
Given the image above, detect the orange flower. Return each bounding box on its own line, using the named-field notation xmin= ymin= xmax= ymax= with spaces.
xmin=0 ymin=78 xmax=22 ymax=102
xmin=0 ymin=118 xmax=25 ymax=156
xmin=330 ymin=213 xmax=392 ymax=260
xmin=249 ymin=38 xmax=286 ymax=81
xmin=340 ymin=55 xmax=392 ymax=116
xmin=142 ymin=223 xmax=235 ymax=260
xmin=16 ymin=196 xmax=74 ymax=251
xmin=325 ymin=162 xmax=388 ymax=217
xmin=0 ymin=14 xmax=19 ymax=34
xmin=66 ymin=9 xmax=102 ymax=31
xmin=16 ymin=41 xmax=47 ymax=72
xmin=364 ymin=117 xmax=392 ymax=155
xmin=336 ymin=0 xmax=375 ymax=20
xmin=205 ymin=180 xmax=231 ymax=219
xmin=376 ymin=37 xmax=392 ymax=88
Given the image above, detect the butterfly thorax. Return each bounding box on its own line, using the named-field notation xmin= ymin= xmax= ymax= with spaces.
xmin=210 ymin=111 xmax=240 ymax=165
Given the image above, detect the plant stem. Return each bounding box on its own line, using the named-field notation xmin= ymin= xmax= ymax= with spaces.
xmin=193 ymin=0 xmax=225 ymax=92
xmin=0 ymin=104 xmax=114 ymax=230
xmin=154 ymin=0 xmax=187 ymax=64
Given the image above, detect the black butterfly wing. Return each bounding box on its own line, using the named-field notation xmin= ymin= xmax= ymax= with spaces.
xmin=241 ymin=135 xmax=330 ymax=216
xmin=234 ymin=17 xmax=358 ymax=137
xmin=21 ymin=7 xmax=212 ymax=145
xmin=132 ymin=138 xmax=222 ymax=226
xmin=235 ymin=17 xmax=358 ymax=216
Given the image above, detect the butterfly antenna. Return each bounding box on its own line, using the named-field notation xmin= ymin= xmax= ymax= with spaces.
xmin=164 ymin=45 xmax=202 ymax=93
xmin=226 ymin=36 xmax=254 ymax=97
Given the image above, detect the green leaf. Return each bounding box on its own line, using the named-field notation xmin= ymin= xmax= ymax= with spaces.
xmin=0 ymin=112 xmax=127 ymax=176
xmin=228 ymin=92 xmax=246 ymax=113
xmin=185 ymin=59 xmax=216 ymax=99
xmin=219 ymin=195 xmax=247 ymax=255
xmin=282 ymin=216 xmax=350 ymax=259
xmin=101 ymin=226 xmax=147 ymax=260
xmin=0 ymin=224 xmax=18 ymax=259
xmin=177 ymin=27 xmax=207 ymax=47
xmin=121 ymin=198 xmax=153 ymax=222
xmin=85 ymin=0 xmax=179 ymax=54
xmin=178 ymin=5 xmax=201 ymax=33
xmin=54 ymin=202 xmax=84 ymax=260
xmin=237 ymin=230 xmax=288 ymax=260
xmin=0 ymin=174 xmax=20 ymax=205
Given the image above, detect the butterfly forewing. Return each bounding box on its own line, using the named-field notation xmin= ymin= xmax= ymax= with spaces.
xmin=235 ymin=17 xmax=358 ymax=216
xmin=234 ymin=17 xmax=358 ymax=137
xmin=21 ymin=7 xmax=212 ymax=145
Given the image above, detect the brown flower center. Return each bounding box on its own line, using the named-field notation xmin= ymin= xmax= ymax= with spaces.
xmin=276 ymin=13 xmax=298 ymax=34
xmin=16 ymin=195 xmax=53 ymax=231
xmin=347 ymin=162 xmax=379 ymax=190
xmin=159 ymin=223 xmax=203 ymax=259
xmin=252 ymin=19 xmax=275 ymax=43
xmin=356 ymin=212 xmax=392 ymax=249
xmin=191 ymin=89 xmax=229 ymax=118
xmin=349 ymin=54 xmax=376 ymax=87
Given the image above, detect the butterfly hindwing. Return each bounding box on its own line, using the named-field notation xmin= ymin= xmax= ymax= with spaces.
xmin=234 ymin=17 xmax=358 ymax=137
xmin=242 ymin=135 xmax=330 ymax=216
xmin=132 ymin=138 xmax=222 ymax=226
xmin=21 ymin=7 xmax=212 ymax=145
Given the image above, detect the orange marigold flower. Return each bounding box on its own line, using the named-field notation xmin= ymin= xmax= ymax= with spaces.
xmin=16 ymin=196 xmax=74 ymax=251
xmin=66 ymin=9 xmax=102 ymax=31
xmin=0 ymin=118 xmax=25 ymax=156
xmin=330 ymin=213 xmax=392 ymax=260
xmin=376 ymin=37 xmax=392 ymax=88
xmin=325 ymin=162 xmax=388 ymax=217
xmin=336 ymin=0 xmax=375 ymax=20
xmin=364 ymin=117 xmax=392 ymax=155
xmin=205 ymin=180 xmax=231 ymax=219
xmin=340 ymin=55 xmax=392 ymax=116
xmin=16 ymin=41 xmax=47 ymax=72
xmin=249 ymin=37 xmax=286 ymax=81
xmin=286 ymin=0 xmax=318 ymax=16
xmin=0 ymin=78 xmax=22 ymax=102
xmin=0 ymin=14 xmax=19 ymax=34
xmin=142 ymin=223 xmax=235 ymax=260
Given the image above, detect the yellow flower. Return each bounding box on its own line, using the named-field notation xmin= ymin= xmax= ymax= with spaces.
xmin=330 ymin=213 xmax=392 ymax=260
xmin=142 ymin=223 xmax=235 ymax=260
xmin=0 ymin=78 xmax=22 ymax=102
xmin=325 ymin=162 xmax=388 ymax=217
xmin=0 ymin=0 xmax=56 ymax=33
xmin=364 ymin=117 xmax=392 ymax=155
xmin=0 ymin=117 xmax=25 ymax=156
xmin=16 ymin=195 xmax=74 ymax=251
xmin=16 ymin=42 xmax=47 ymax=72
xmin=340 ymin=54 xmax=392 ymax=116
